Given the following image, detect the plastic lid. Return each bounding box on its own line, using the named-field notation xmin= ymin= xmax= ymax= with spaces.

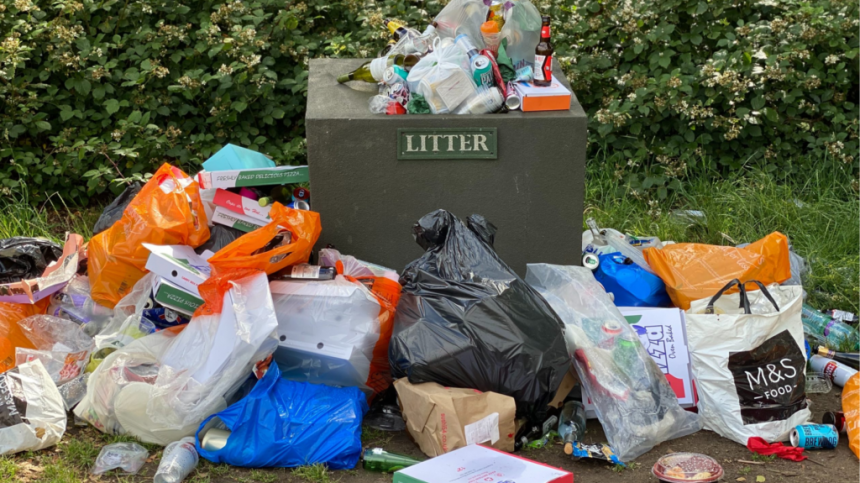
xmin=481 ymin=21 xmax=500 ymax=33
xmin=652 ymin=453 xmax=723 ymax=483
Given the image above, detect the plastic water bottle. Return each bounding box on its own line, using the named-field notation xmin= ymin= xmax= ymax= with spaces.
xmin=558 ymin=400 xmax=586 ymax=455
xmin=154 ymin=437 xmax=198 ymax=483
xmin=802 ymin=303 xmax=859 ymax=350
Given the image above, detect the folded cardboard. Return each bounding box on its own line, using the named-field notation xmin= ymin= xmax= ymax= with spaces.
xmin=211 ymin=206 xmax=266 ymax=233
xmin=153 ymin=277 xmax=203 ymax=316
xmin=393 ymin=444 xmax=573 ymax=483
xmin=394 ymin=379 xmax=516 ymax=457
xmin=197 ymin=165 xmax=310 ymax=189
xmin=514 ymin=75 xmax=572 ymax=112
xmin=213 ymin=188 xmax=272 ymax=222
xmin=143 ymin=244 xmax=211 ymax=296
xmin=0 ymin=233 xmax=84 ymax=304
xmin=202 ymin=143 xmax=276 ymax=172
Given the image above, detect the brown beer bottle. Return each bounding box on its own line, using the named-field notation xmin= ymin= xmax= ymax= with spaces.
xmin=534 ymin=16 xmax=553 ymax=86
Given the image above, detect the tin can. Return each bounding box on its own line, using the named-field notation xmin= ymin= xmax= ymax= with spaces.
xmin=382 ymin=65 xmax=408 ymax=86
xmin=505 ymin=81 xmax=521 ymax=110
xmin=200 ymin=428 xmax=232 ymax=451
xmin=471 ymin=55 xmax=494 ymax=87
xmin=822 ymin=411 xmax=847 ymax=433
xmin=789 ymin=424 xmax=839 ymax=449
xmin=386 ymin=82 xmax=410 ymax=108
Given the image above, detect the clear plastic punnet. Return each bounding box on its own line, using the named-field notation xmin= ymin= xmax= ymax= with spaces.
xmin=525 ymin=264 xmax=702 ymax=462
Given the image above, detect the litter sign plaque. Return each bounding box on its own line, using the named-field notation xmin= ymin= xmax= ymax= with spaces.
xmin=397 ymin=128 xmax=498 ymax=160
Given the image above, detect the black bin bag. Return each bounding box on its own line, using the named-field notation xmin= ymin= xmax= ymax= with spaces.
xmin=389 ymin=210 xmax=571 ymax=419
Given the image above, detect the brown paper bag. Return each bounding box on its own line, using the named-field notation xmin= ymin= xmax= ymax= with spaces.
xmin=394 ymin=379 xmax=516 ymax=457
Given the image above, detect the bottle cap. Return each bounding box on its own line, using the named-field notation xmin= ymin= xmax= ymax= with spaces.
xmin=602 ymin=319 xmax=623 ymax=336
xmin=481 ymin=21 xmax=500 ymax=33
xmin=582 ymin=253 xmax=600 ymax=270
xmin=293 ymin=187 xmax=310 ymax=201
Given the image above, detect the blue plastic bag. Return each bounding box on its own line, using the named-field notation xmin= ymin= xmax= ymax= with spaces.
xmin=593 ymin=253 xmax=672 ymax=307
xmin=195 ymin=364 xmax=368 ymax=469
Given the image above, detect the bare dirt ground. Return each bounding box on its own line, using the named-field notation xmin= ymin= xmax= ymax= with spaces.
xmin=18 ymin=388 xmax=856 ymax=483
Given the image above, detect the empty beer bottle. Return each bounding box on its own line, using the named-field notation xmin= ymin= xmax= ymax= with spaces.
xmin=362 ymin=448 xmax=421 ymax=472
xmin=383 ymin=19 xmax=420 ymax=43
xmin=534 ymin=16 xmax=553 ymax=86
xmin=558 ymin=399 xmax=586 ymax=455
xmin=337 ymin=54 xmax=420 ymax=84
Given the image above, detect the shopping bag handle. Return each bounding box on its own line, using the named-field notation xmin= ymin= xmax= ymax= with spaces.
xmin=705 ymin=279 xmax=780 ymax=314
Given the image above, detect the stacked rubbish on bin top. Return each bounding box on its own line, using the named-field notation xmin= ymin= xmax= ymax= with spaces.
xmin=339 ymin=0 xmax=572 ymax=115
xmin=1 ymin=138 xmax=859 ymax=479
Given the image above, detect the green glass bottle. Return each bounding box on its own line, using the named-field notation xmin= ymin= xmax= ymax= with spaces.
xmin=336 ymin=54 xmax=420 ymax=84
xmin=362 ymin=448 xmax=421 ymax=472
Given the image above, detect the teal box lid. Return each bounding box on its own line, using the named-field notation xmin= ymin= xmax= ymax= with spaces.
xmin=202 ymin=144 xmax=276 ymax=171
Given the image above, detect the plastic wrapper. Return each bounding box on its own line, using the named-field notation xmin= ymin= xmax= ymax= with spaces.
xmin=91 ymin=442 xmax=148 ymax=475
xmin=686 ymin=281 xmax=809 ymax=445
xmin=48 ymin=274 xmax=113 ymax=337
xmin=525 ymin=264 xmax=702 ymax=462
xmin=75 ymin=271 xmax=278 ymax=445
xmin=206 ymin=203 xmax=320 ymax=279
xmin=845 ymin=372 xmax=859 ymax=458
xmin=92 ymin=182 xmax=142 ymax=235
xmin=196 ymin=364 xmax=368 ymax=469
xmin=88 ymin=163 xmax=210 ymax=308
xmin=16 ymin=315 xmax=94 ymax=384
xmin=271 ymin=267 xmax=400 ymax=397
xmin=389 ymin=210 xmax=570 ymax=420
xmin=432 ymin=0 xmax=488 ymax=49
xmin=0 ymin=297 xmax=49 ymax=372
xmin=0 ymin=360 xmax=66 ymax=455
xmin=644 ymin=231 xmax=792 ymax=309
xmin=58 ymin=373 xmax=89 ymax=410
xmin=0 ymin=237 xmax=63 ymax=284
xmin=499 ymin=0 xmax=542 ymax=72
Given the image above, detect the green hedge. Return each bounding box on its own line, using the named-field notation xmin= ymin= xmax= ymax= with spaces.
xmin=1 ymin=0 xmax=857 ymax=204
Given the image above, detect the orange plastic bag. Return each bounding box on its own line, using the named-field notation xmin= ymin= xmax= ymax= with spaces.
xmin=88 ymin=163 xmax=210 ymax=308
xmin=845 ymin=372 xmax=860 ymax=459
xmin=0 ymin=298 xmax=50 ymax=372
xmin=643 ymin=231 xmax=792 ymax=309
xmin=207 ymin=203 xmax=321 ymax=279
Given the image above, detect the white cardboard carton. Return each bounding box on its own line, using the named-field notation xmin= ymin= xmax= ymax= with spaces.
xmin=143 ymin=244 xmax=211 ymax=296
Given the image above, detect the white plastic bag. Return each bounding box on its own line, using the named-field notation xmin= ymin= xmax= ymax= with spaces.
xmin=500 ymin=0 xmax=542 ymax=72
xmin=686 ymin=281 xmax=810 ymax=445
xmin=16 ymin=315 xmax=94 ymax=385
xmin=94 ymin=272 xmax=159 ymax=352
xmin=433 ymin=0 xmax=488 ymax=48
xmin=582 ymin=218 xmax=661 ymax=274
xmin=75 ymin=272 xmax=278 ymax=445
xmin=0 ymin=360 xmax=66 ymax=455
xmin=525 ymin=264 xmax=702 ymax=462
xmin=406 ymin=39 xmax=474 ymax=114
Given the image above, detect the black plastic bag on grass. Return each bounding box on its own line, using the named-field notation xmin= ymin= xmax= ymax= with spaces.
xmin=92 ymin=182 xmax=142 ymax=235
xmin=389 ymin=210 xmax=570 ymax=420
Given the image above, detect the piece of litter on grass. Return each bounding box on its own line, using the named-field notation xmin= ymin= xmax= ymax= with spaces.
xmin=756 ymin=476 xmax=766 ymax=482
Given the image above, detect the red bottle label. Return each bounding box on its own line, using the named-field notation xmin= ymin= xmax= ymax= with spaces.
xmin=534 ymin=54 xmax=553 ymax=82
xmin=541 ymin=26 xmax=551 ymax=38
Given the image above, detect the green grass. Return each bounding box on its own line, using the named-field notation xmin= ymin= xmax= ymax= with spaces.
xmin=585 ymin=158 xmax=859 ymax=312
xmin=0 ymin=458 xmax=16 ymax=483
xmin=0 ymin=191 xmax=99 ymax=242
xmin=292 ymin=463 xmax=336 ymax=483
xmin=750 ymin=453 xmax=777 ymax=463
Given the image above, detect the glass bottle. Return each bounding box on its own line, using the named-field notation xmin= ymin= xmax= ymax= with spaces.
xmin=337 ymin=54 xmax=420 ymax=84
xmin=534 ymin=16 xmax=553 ymax=86
xmin=362 ymin=448 xmax=422 ymax=472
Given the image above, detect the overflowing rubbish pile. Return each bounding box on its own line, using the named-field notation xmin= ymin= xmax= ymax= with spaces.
xmin=1 ymin=10 xmax=859 ymax=475
xmin=339 ymin=0 xmax=571 ymax=115
xmin=0 ymin=144 xmax=857 ymax=479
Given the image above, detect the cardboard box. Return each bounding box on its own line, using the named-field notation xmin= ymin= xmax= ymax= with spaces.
xmin=202 ymin=143 xmax=276 ymax=172
xmin=394 ymin=379 xmax=517 ymax=457
xmin=153 ymin=277 xmax=204 ymax=316
xmin=211 ymin=206 xmax=266 ymax=232
xmin=514 ymin=76 xmax=572 ymax=112
xmin=0 ymin=233 xmax=84 ymax=304
xmin=393 ymin=444 xmax=573 ymax=483
xmin=143 ymin=244 xmax=211 ymax=296
xmin=547 ymin=367 xmax=579 ymax=410
xmin=213 ymin=188 xmax=272 ymax=222
xmin=197 ymin=165 xmax=309 ymax=189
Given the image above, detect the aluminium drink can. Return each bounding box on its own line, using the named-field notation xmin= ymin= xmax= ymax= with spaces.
xmin=822 ymin=411 xmax=847 ymax=433
xmin=471 ymin=55 xmax=494 ymax=87
xmin=789 ymin=424 xmax=838 ymax=449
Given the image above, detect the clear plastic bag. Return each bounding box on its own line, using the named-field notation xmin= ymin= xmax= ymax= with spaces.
xmin=48 ymin=274 xmax=113 ymax=337
xmin=406 ymin=39 xmax=474 ymax=114
xmin=525 ymin=264 xmax=702 ymax=462
xmin=582 ymin=218 xmax=660 ymax=274
xmin=433 ymin=0 xmax=488 ymax=49
xmin=91 ymin=442 xmax=148 ymax=475
xmin=57 ymin=373 xmax=89 ymax=410
xmin=76 ymin=271 xmax=278 ymax=445
xmin=500 ymin=0 xmax=542 ymax=72
xmin=16 ymin=315 xmax=94 ymax=384
xmin=93 ymin=272 xmax=159 ymax=353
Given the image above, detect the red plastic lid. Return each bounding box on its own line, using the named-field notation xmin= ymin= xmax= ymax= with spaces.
xmin=652 ymin=453 xmax=723 ymax=483
xmin=293 ymin=187 xmax=310 ymax=201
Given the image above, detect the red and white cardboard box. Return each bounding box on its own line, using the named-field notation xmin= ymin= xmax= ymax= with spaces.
xmin=393 ymin=444 xmax=573 ymax=483
xmin=211 ymin=206 xmax=267 ymax=232
xmin=0 ymin=233 xmax=84 ymax=304
xmin=213 ymin=188 xmax=272 ymax=223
